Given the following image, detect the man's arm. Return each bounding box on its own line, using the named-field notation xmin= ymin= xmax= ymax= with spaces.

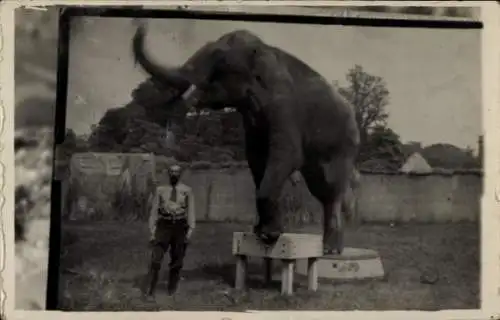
xmin=351 ymin=168 xmax=361 ymax=189
xmin=186 ymin=187 xmax=196 ymax=236
xmin=149 ymin=188 xmax=159 ymax=240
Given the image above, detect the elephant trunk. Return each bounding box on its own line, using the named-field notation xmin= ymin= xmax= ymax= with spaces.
xmin=132 ymin=25 xmax=197 ymax=102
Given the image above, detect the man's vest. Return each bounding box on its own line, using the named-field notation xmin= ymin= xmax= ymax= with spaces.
xmin=157 ymin=184 xmax=189 ymax=220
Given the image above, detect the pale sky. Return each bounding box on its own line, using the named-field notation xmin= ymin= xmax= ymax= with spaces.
xmin=66 ymin=16 xmax=482 ymax=151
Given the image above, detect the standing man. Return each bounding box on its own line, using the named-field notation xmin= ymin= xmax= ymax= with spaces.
xmin=142 ymin=163 xmax=196 ymax=299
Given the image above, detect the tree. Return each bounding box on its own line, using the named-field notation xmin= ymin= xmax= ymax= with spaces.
xmin=56 ymin=128 xmax=89 ymax=176
xmin=64 ymin=128 xmax=77 ymax=146
xmin=176 ymin=108 xmax=246 ymax=162
xmin=421 ymin=143 xmax=479 ymax=169
xmin=335 ymin=65 xmax=390 ymax=162
xmin=401 ymin=141 xmax=423 ymax=158
xmin=463 ymin=146 xmax=474 ymax=159
xmin=87 ymin=107 xmax=131 ymax=152
xmin=87 ymin=77 xmax=247 ymax=162
xmin=132 ymin=78 xmax=189 ymax=125
xmin=363 ymin=125 xmax=404 ymax=170
xmin=59 ymin=128 xmax=88 ymax=155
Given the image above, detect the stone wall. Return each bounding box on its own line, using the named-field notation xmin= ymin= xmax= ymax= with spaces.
xmin=65 ymin=153 xmax=156 ymax=221
xmin=179 ymin=167 xmax=482 ymax=224
xmin=67 ymin=155 xmax=482 ymax=224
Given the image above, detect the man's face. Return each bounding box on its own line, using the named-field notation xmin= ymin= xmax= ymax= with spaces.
xmin=168 ymin=165 xmax=182 ymax=185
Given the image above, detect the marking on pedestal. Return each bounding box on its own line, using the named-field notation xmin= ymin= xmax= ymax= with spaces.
xmin=334 ymin=262 xmax=360 ymax=273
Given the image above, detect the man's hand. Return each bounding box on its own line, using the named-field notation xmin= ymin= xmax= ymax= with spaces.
xmin=149 ymin=235 xmax=157 ymax=246
xmin=185 ymin=228 xmax=193 ymax=243
xmin=290 ymin=171 xmax=301 ymax=186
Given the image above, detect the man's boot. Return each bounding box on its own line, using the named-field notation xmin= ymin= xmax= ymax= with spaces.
xmin=167 ymin=269 xmax=181 ymax=295
xmin=142 ymin=267 xmax=160 ymax=300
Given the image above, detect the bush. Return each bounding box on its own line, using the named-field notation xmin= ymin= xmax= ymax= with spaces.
xmin=190 ymin=160 xmax=213 ymax=170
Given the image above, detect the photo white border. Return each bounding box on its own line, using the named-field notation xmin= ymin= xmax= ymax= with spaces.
xmin=1 ymin=1 xmax=499 ymax=319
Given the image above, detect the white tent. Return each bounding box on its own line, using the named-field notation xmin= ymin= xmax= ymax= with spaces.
xmin=399 ymin=152 xmax=433 ymax=174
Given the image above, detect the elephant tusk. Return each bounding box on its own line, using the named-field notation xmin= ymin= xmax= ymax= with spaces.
xmin=181 ymin=84 xmax=198 ymax=101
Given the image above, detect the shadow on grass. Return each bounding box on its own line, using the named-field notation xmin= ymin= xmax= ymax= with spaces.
xmin=195 ymin=263 xmax=283 ymax=291
xmin=186 ymin=263 xmax=236 ymax=286
xmin=129 ymin=263 xmax=284 ymax=292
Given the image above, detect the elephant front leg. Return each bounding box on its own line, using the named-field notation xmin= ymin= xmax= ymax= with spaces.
xmin=245 ymin=141 xmax=268 ymax=237
xmin=254 ymin=155 xmax=297 ymax=246
xmin=254 ymin=195 xmax=282 ymax=245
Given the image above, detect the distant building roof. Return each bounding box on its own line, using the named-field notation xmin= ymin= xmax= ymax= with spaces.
xmin=399 ymin=152 xmax=433 ymax=174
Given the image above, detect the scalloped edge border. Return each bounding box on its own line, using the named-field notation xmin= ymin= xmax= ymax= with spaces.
xmin=1 ymin=1 xmax=499 ymax=320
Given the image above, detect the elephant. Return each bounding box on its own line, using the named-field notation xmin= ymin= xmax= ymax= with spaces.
xmin=132 ymin=25 xmax=360 ymax=254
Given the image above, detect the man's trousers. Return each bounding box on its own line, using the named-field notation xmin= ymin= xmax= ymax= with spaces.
xmin=143 ymin=218 xmax=189 ymax=296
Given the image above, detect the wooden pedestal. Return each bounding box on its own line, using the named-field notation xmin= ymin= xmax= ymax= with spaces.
xmin=232 ymin=232 xmax=322 ymax=295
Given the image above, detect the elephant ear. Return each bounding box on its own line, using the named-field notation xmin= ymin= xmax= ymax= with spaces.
xmin=250 ymin=47 xmax=294 ymax=93
xmin=210 ymin=46 xmax=228 ymax=65
xmin=183 ymin=41 xmax=227 ymax=82
xmin=210 ymin=45 xmax=256 ymax=79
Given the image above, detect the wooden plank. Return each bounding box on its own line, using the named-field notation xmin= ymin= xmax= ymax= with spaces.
xmin=307 ymin=257 xmax=318 ymax=291
xmin=232 ymin=232 xmax=323 ymax=259
xmin=281 ymin=259 xmax=294 ymax=295
xmin=235 ymin=255 xmax=247 ymax=290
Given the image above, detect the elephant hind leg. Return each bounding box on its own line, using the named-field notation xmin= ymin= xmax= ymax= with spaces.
xmin=302 ymin=156 xmax=353 ymax=255
xmin=322 ymin=157 xmax=353 ymax=255
xmin=322 ymin=196 xmax=345 ymax=255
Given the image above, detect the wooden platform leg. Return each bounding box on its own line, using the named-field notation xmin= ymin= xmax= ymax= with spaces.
xmin=264 ymin=257 xmax=272 ymax=285
xmin=281 ymin=259 xmax=295 ymax=295
xmin=307 ymin=257 xmax=318 ymax=291
xmin=235 ymin=255 xmax=247 ymax=290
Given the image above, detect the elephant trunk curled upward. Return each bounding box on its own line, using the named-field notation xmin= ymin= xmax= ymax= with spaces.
xmin=132 ymin=25 xmax=360 ymax=254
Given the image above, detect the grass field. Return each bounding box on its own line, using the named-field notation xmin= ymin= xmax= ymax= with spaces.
xmin=59 ymin=221 xmax=479 ymax=311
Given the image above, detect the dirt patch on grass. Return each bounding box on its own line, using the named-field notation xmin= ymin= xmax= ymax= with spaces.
xmin=59 ymin=221 xmax=479 ymax=311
